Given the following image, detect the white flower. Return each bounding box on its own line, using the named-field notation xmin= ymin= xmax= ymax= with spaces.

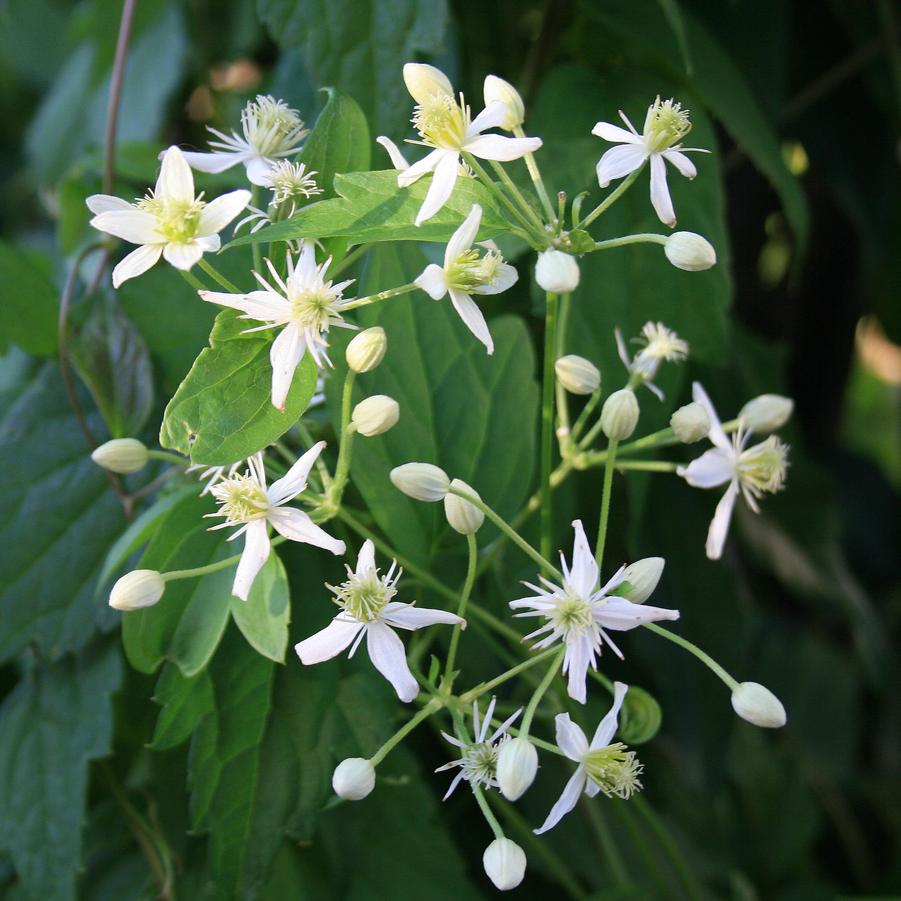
xmin=435 ymin=697 xmax=521 ymax=799
xmin=509 ymin=521 xmax=680 ymax=703
xmin=207 ymin=444 xmax=345 ymax=600
xmin=199 ymin=241 xmax=356 ymax=410
xmin=389 ymin=63 xmax=542 ymax=226
xmin=235 ymin=160 xmax=322 ymax=235
xmin=592 ymin=96 xmax=708 ymax=227
xmin=414 ymin=204 xmax=517 ymax=354
xmin=87 ymin=146 xmax=250 ymax=288
xmin=186 ymin=461 xmax=242 ymax=496
xmin=535 ymin=683 xmax=643 ymax=834
xmin=179 ymin=94 xmax=309 ymax=186
xmin=677 ymin=382 xmax=789 ymax=560
xmin=616 ymin=321 xmax=689 ymax=399
xmin=295 ymin=540 xmax=463 ymax=703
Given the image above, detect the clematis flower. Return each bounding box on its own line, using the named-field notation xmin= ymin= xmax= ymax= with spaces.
xmin=199 ymin=241 xmax=356 ymax=410
xmin=295 ymin=540 xmax=463 ymax=703
xmin=510 ymin=521 xmax=679 ymax=703
xmin=435 ymin=697 xmax=522 ymax=800
xmin=414 ymin=204 xmax=517 ymax=354
xmin=235 ymin=160 xmax=322 ymax=236
xmin=387 ymin=63 xmax=542 ymax=226
xmin=187 ymin=461 xmax=242 ymax=496
xmin=179 ymin=94 xmax=309 ymax=186
xmin=87 ymin=146 xmax=250 ymax=288
xmin=592 ymin=96 xmax=708 ymax=227
xmin=677 ymin=382 xmax=789 ymax=560
xmin=535 ymin=683 xmax=643 ymax=834
xmin=207 ymin=444 xmax=345 ymax=600
xmin=615 ymin=321 xmax=689 ymax=399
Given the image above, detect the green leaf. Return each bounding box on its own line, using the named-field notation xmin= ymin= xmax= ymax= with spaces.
xmin=0 ymin=242 xmax=59 ymax=356
xmin=258 ymin=0 xmax=449 ymax=139
xmin=160 ymin=309 xmax=319 ymax=465
xmin=230 ymin=170 xmax=509 ymax=248
xmin=0 ymin=640 xmax=121 ymax=901
xmin=151 ymin=663 xmax=215 ymax=751
xmin=231 ymin=552 xmax=291 ymax=663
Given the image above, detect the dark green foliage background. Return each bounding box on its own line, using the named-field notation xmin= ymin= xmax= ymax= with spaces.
xmin=0 ymin=0 xmax=898 ymax=898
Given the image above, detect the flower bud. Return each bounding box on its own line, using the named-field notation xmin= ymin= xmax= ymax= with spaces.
xmin=731 ymin=681 xmax=787 ymax=729
xmin=739 ymin=394 xmax=794 ymax=433
xmin=91 ymin=438 xmax=148 ymax=474
xmin=482 ymin=838 xmax=526 ymax=891
xmin=555 ymin=355 xmax=600 ymax=395
xmin=535 ymin=250 xmax=580 ymax=293
xmin=444 ymin=478 xmax=485 ymax=535
xmin=332 ymin=757 xmax=376 ymax=800
xmin=618 ymin=557 xmax=664 ymax=604
xmin=351 ymin=395 xmax=399 ymax=437
xmin=403 ymin=63 xmax=453 ymax=105
xmin=390 ymin=463 xmax=450 ymax=501
xmin=664 ymin=232 xmax=717 ymax=271
xmin=483 ymin=74 xmax=525 ymax=131
xmin=670 ymin=402 xmax=710 ymax=443
xmin=600 ymin=389 xmax=639 ymax=441
xmin=346 ymin=327 xmax=387 ymax=373
xmin=496 ymin=737 xmax=538 ymax=801
xmin=109 ymin=570 xmax=165 ymax=611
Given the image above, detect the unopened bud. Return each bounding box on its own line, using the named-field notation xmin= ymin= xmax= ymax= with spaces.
xmin=740 ymin=394 xmax=793 ymax=433
xmin=555 ymin=355 xmax=600 ymax=395
xmin=352 ymin=395 xmax=399 ymax=437
xmin=670 ymin=402 xmax=710 ymax=443
xmin=390 ymin=463 xmax=450 ymax=501
xmin=664 ymin=232 xmax=716 ymax=271
xmin=483 ymin=838 xmax=526 ymax=891
xmin=618 ymin=557 xmax=664 ymax=603
xmin=346 ymin=327 xmax=387 ymax=373
xmin=731 ymin=681 xmax=787 ymax=729
xmin=600 ymin=389 xmax=639 ymax=441
xmin=403 ymin=63 xmax=453 ymax=105
xmin=444 ymin=478 xmax=485 ymax=534
xmin=332 ymin=757 xmax=376 ymax=800
xmin=496 ymin=737 xmax=538 ymax=801
xmin=483 ymin=75 xmax=525 ymax=131
xmin=91 ymin=438 xmax=148 ymax=474
xmin=109 ymin=569 xmax=165 ymax=611
xmin=535 ymin=250 xmax=580 ymax=293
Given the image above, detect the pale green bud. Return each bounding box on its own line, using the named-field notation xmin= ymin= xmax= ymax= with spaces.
xmin=351 ymin=395 xmax=399 ymax=437
xmin=346 ymin=327 xmax=387 ymax=373
xmin=444 ymin=478 xmax=485 ymax=534
xmin=91 ymin=438 xmax=148 ymax=474
xmin=664 ymin=232 xmax=717 ymax=271
xmin=535 ymin=250 xmax=580 ymax=293
xmin=600 ymin=389 xmax=639 ymax=441
xmin=390 ymin=463 xmax=450 ymax=501
xmin=670 ymin=402 xmax=710 ymax=443
xmin=403 ymin=63 xmax=453 ymax=105
xmin=618 ymin=557 xmax=664 ymax=604
xmin=496 ymin=737 xmax=538 ymax=801
xmin=483 ymin=74 xmax=525 ymax=131
xmin=739 ymin=394 xmax=794 ymax=433
xmin=731 ymin=681 xmax=787 ymax=728
xmin=555 ymin=355 xmax=600 ymax=395
xmin=109 ymin=569 xmax=165 ymax=611
xmin=332 ymin=757 xmax=375 ymax=800
xmin=483 ymin=838 xmax=527 ymax=891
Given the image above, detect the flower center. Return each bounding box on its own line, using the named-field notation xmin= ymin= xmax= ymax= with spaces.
xmin=331 ymin=572 xmax=396 ymax=623
xmin=412 ymin=92 xmax=469 ymax=149
xmin=446 ymin=248 xmax=504 ymax=293
xmin=643 ymin=97 xmax=692 ymax=153
xmin=632 ymin=322 xmax=688 ymax=379
xmin=550 ymin=595 xmax=595 ymax=636
xmin=242 ymin=95 xmax=308 ymax=157
xmin=289 ymin=287 xmax=344 ymax=333
xmin=737 ymin=436 xmax=789 ymax=495
xmin=265 ymin=161 xmax=322 ymax=207
xmin=138 ymin=194 xmax=205 ymax=243
xmin=462 ymin=740 xmax=500 ymax=786
xmin=583 ymin=743 xmax=644 ymax=799
xmin=210 ymin=473 xmax=269 ymax=523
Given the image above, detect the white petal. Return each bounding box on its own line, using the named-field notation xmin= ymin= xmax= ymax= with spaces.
xmin=706 ymin=480 xmax=739 ymax=560
xmin=691 ymin=381 xmax=728 ymax=449
xmin=111 ymin=244 xmax=163 ymax=288
xmin=156 ymin=146 xmax=195 ymax=205
xmin=463 ymin=134 xmax=542 ymax=161
xmin=232 ymin=519 xmax=270 ymax=600
xmin=162 ymin=241 xmax=204 ymax=271
xmin=649 ymin=153 xmax=676 ymax=227
xmin=245 ymin=156 xmax=273 ymax=186
xmin=564 ymin=635 xmax=592 ymax=704
xmin=555 ymin=713 xmax=589 ymax=761
xmin=295 ymin=616 xmax=364 ymax=664
xmin=268 ymin=441 xmax=326 ymax=506
xmin=467 ymin=101 xmax=508 ymax=135
xmin=397 ymin=148 xmax=444 ymax=187
xmin=534 ymin=766 xmax=588 ymax=835
xmin=382 ymin=602 xmax=464 ymax=631
xmin=376 ymin=136 xmax=410 ymax=171
xmin=445 ymin=204 xmax=482 ymax=264
xmin=678 ymin=447 xmax=735 ymax=489
xmin=366 ymin=623 xmax=419 ymax=703
xmin=414 ymin=263 xmax=448 ymax=300
xmin=198 ymin=190 xmax=252 ymax=235
xmin=86 ymin=194 xmax=133 ymax=214
xmin=590 ymin=681 xmax=628 ymax=749
xmin=567 ymin=520 xmax=598 ymax=599
xmin=663 ymin=149 xmax=697 ymax=179
xmin=355 ymin=539 xmax=377 ymax=576
xmin=595 ymin=144 xmax=647 ymax=188
xmin=269 ymin=323 xmax=306 ymax=411
xmin=448 ymin=289 xmax=493 ymax=354
xmin=199 ymin=289 xmax=288 ymax=323
xmin=472 ymin=262 xmax=517 ymax=296
xmin=196 ymin=234 xmax=220 ymax=252
xmin=591 ymin=121 xmax=642 ymax=144
xmin=414 ymin=152 xmax=460 ymax=226
xmin=294 ymin=239 xmax=319 ymax=281
xmin=596 ymin=597 xmax=680 ymax=631
xmin=180 ymin=149 xmax=245 ymax=174
xmin=91 ymin=209 xmax=161 ymax=244
xmin=267 ymin=507 xmax=345 ymax=555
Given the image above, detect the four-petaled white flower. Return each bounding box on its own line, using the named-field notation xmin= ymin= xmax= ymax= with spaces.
xmin=207 ymin=444 xmax=345 ymax=601
xmin=389 ymin=63 xmax=542 ymax=226
xmin=87 ymin=146 xmax=250 ymax=288
xmin=510 ymin=521 xmax=679 ymax=704
xmin=180 ymin=94 xmax=309 ymax=186
xmin=615 ymin=321 xmax=689 ymax=399
xmin=435 ymin=697 xmax=522 ymax=800
xmin=592 ymin=96 xmax=708 ymax=227
xmin=414 ymin=204 xmax=517 ymax=354
xmin=535 ymin=682 xmax=643 ymax=834
xmin=677 ymin=382 xmax=789 ymax=560
xmin=199 ymin=241 xmax=356 ymax=410
xmin=294 ymin=540 xmax=464 ymax=703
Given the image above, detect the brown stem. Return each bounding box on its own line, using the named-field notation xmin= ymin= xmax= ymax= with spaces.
xmin=103 ymin=0 xmax=139 ymax=195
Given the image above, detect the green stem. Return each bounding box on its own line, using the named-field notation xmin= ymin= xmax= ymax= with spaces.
xmin=462 ymin=153 xmax=542 ymax=242
xmin=331 ymin=243 xmax=369 ymax=277
xmin=459 ymin=647 xmax=559 ymax=704
xmin=250 ymin=185 xmax=263 ymax=274
xmin=329 ymin=370 xmax=356 ymax=498
xmin=540 ymin=291 xmax=559 ymax=567
xmin=488 ymin=159 xmax=548 ymax=234
xmin=570 ymin=390 xmax=602 ymax=443
xmin=146 ymin=450 xmax=188 ymax=467
xmin=370 ymin=698 xmax=443 ymax=766
xmin=177 ymin=268 xmax=207 ymax=292
xmin=614 ymin=460 xmax=678 ymax=472
xmin=578 ymin=164 xmax=645 ymax=230
xmin=594 ymin=439 xmax=618 ymax=567
xmin=162 ymin=536 xmax=286 ymax=582
xmin=342 ymin=282 xmax=418 ymax=311
xmin=644 ymin=623 xmax=739 ymax=690
xmin=592 ymin=233 xmax=668 ymax=252
xmin=472 ymin=784 xmax=506 ymax=840
xmin=197 ymin=257 xmax=241 ymax=293
xmin=514 ymin=125 xmax=558 ymax=223
xmin=520 ymin=647 xmax=565 ymax=735
xmin=443 ymin=533 xmax=478 ymax=686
